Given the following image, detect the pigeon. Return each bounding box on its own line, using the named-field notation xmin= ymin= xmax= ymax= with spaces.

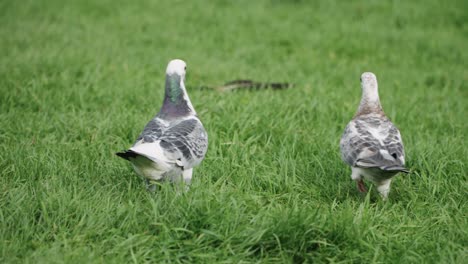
xmin=117 ymin=59 xmax=208 ymax=191
xmin=340 ymin=72 xmax=408 ymax=200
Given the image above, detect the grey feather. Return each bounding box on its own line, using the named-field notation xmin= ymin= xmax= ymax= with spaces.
xmin=159 ymin=118 xmax=208 ymax=164
xmin=340 ymin=114 xmax=406 ymax=171
xmin=136 ymin=118 xmax=166 ymax=143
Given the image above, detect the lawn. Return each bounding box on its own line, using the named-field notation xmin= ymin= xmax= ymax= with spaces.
xmin=0 ymin=0 xmax=467 ymax=263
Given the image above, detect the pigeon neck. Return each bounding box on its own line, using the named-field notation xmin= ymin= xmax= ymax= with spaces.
xmin=356 ymin=84 xmax=383 ymax=116
xmin=158 ymin=74 xmax=196 ymax=119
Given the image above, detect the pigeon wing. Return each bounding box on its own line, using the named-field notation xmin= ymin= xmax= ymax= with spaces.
xmin=340 ymin=115 xmax=406 ymax=171
xmin=159 ymin=118 xmax=208 ymax=169
xmin=135 ymin=117 xmax=167 ymax=144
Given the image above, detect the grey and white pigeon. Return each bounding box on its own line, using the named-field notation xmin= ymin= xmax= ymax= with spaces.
xmin=117 ymin=59 xmax=208 ymax=191
xmin=340 ymin=72 xmax=408 ymax=200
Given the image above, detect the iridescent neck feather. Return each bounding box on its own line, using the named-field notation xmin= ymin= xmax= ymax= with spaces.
xmin=158 ymin=74 xmax=195 ymax=119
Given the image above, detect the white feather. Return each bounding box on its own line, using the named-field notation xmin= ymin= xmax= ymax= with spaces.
xmin=130 ymin=141 xmax=170 ymax=163
xmin=368 ymin=126 xmax=386 ymax=145
xmin=128 ymin=141 xmax=178 ymax=180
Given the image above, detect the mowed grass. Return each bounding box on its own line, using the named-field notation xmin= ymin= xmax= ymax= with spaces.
xmin=1 ymin=0 xmax=467 ymax=262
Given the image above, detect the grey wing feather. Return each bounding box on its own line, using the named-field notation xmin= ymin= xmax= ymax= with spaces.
xmin=340 ymin=115 xmax=405 ymax=170
xmin=159 ymin=118 xmax=208 ymax=168
xmin=135 ymin=118 xmax=165 ymax=144
xmin=382 ymin=124 xmax=405 ymax=162
xmin=340 ymin=123 xmax=358 ymax=165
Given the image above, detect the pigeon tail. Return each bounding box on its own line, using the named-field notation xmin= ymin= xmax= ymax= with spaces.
xmin=382 ymin=165 xmax=409 ymax=174
xmin=116 ymin=150 xmax=139 ymax=160
xmin=355 ymin=159 xmax=409 ymax=173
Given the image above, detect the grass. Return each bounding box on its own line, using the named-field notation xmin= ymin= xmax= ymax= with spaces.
xmin=1 ymin=0 xmax=467 ymax=262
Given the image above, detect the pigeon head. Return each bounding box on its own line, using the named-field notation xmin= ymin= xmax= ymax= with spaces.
xmin=166 ymin=59 xmax=187 ymax=78
xmin=360 ymin=72 xmax=378 ymax=91
xmin=356 ymin=72 xmax=382 ymax=115
xmin=159 ymin=59 xmax=196 ymax=119
xmin=164 ymin=59 xmax=188 ymax=103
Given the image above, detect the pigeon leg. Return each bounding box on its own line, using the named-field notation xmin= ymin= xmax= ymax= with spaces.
xmin=145 ymin=179 xmax=158 ymax=192
xmin=182 ymin=168 xmax=193 ymax=190
xmin=357 ymin=179 xmax=367 ymax=193
xmin=351 ymin=167 xmax=366 ymax=192
xmin=377 ymin=179 xmax=392 ymax=200
xmin=351 ymin=167 xmax=361 ymax=180
xmin=173 ymin=169 xmax=193 ymax=193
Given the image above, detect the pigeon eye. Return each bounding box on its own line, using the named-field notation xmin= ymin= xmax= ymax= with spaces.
xmin=184 ymin=67 xmax=186 ymax=70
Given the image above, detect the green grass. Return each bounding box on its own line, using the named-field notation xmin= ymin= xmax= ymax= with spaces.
xmin=1 ymin=0 xmax=467 ymax=262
